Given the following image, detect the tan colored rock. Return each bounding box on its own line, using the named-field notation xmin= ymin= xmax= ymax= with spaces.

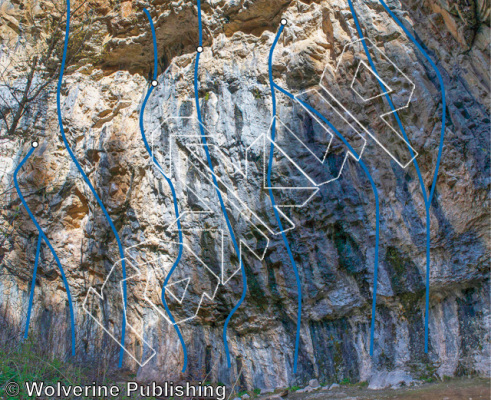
xmin=0 ymin=0 xmax=489 ymax=391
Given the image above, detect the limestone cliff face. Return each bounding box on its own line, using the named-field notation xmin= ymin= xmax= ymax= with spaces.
xmin=0 ymin=0 xmax=489 ymax=390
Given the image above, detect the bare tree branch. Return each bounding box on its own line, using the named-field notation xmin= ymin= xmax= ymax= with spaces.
xmin=0 ymin=0 xmax=89 ymax=139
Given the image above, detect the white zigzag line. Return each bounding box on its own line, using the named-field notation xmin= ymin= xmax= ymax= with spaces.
xmin=82 ymin=240 xmax=162 ymax=367
xmin=320 ymin=37 xmax=418 ymax=169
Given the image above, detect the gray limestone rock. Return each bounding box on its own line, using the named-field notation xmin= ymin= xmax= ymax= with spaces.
xmin=0 ymin=0 xmax=489 ymax=392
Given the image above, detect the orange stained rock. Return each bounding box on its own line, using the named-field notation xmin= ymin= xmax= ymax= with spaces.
xmin=121 ymin=1 xmax=133 ymax=19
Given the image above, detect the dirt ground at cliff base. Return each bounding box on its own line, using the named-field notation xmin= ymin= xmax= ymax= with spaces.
xmin=271 ymin=378 xmax=490 ymax=400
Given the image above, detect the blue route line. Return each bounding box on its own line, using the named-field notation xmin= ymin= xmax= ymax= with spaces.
xmin=378 ymin=0 xmax=446 ymax=354
xmin=141 ymin=8 xmax=188 ymax=373
xmin=24 ymin=234 xmax=42 ymax=339
xmin=349 ymin=0 xmax=447 ymax=353
xmin=14 ymin=147 xmax=76 ymax=355
xmin=267 ymin=24 xmax=302 ymax=373
xmin=58 ymin=0 xmax=127 ymax=367
xmin=195 ymin=0 xmax=247 ymax=369
xmin=270 ymin=23 xmax=380 ymax=357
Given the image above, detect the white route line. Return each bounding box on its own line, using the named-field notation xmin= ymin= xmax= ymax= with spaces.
xmin=271 ymin=115 xmax=364 ymax=188
xmin=82 ymin=240 xmax=163 ymax=367
xmin=292 ymin=89 xmax=365 ymax=185
xmin=83 ymin=33 xmax=420 ymax=367
xmin=155 ymin=143 xmax=272 ymax=313
xmin=166 ymin=226 xmax=225 ymax=287
xmin=351 ymin=60 xmax=393 ymax=102
xmin=164 ymin=120 xmax=298 ymax=236
xmin=143 ymin=240 xmax=221 ymax=326
xmin=166 ymin=277 xmax=191 ymax=303
xmin=320 ymin=37 xmax=418 ymax=169
xmin=227 ymin=366 xmax=244 ymax=400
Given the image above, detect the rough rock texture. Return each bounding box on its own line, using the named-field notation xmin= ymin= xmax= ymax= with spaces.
xmin=0 ymin=0 xmax=490 ymax=391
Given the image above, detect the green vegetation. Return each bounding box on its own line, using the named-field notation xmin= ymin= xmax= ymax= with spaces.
xmin=340 ymin=377 xmax=351 ymax=385
xmin=415 ymin=361 xmax=440 ymax=384
xmin=252 ymin=88 xmax=263 ymax=99
xmin=0 ymin=336 xmax=160 ymax=400
xmin=0 ymin=338 xmax=89 ymax=399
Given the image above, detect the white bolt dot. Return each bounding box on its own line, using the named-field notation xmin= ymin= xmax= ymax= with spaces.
xmin=151 ymin=80 xmax=158 ymax=87
xmin=32 ymin=141 xmax=39 ymax=148
xmin=281 ymin=18 xmax=287 ymax=26
xmin=197 ymin=46 xmax=204 ymax=53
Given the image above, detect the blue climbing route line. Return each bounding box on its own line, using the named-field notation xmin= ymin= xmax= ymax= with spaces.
xmin=267 ymin=24 xmax=302 ymax=373
xmin=141 ymin=8 xmax=188 ymax=373
xmin=377 ymin=0 xmax=447 ymax=354
xmin=195 ymin=0 xmax=247 ymax=369
xmin=14 ymin=147 xmax=76 ymax=355
xmin=24 ymin=234 xmax=42 ymax=339
xmin=57 ymin=0 xmax=127 ymax=367
xmin=270 ymin=23 xmax=380 ymax=356
xmin=349 ymin=0 xmax=447 ymax=353
xmin=347 ymin=0 xmax=413 ymax=356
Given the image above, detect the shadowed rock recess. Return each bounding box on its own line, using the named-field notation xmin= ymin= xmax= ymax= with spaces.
xmin=0 ymin=0 xmax=489 ymax=391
